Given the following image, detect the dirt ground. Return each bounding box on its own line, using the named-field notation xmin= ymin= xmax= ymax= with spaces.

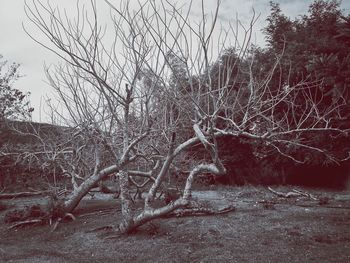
xmin=0 ymin=186 xmax=349 ymax=263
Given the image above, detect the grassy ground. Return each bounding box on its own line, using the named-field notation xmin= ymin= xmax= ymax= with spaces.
xmin=0 ymin=186 xmax=349 ymax=263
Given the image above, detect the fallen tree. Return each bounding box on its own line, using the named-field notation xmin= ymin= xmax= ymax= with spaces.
xmin=15 ymin=0 xmax=350 ymax=234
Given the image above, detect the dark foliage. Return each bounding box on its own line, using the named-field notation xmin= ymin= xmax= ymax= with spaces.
xmin=262 ymin=0 xmax=350 ymax=116
xmin=0 ymin=55 xmax=33 ymax=120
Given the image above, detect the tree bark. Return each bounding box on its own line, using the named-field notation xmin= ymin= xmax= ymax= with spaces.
xmin=118 ymin=170 xmax=135 ymax=233
xmin=64 ymin=164 xmax=119 ymax=212
xmin=128 ymin=198 xmax=189 ymax=233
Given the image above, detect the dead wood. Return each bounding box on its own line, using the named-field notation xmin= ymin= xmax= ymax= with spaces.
xmin=0 ymin=191 xmax=49 ymax=199
xmin=167 ymin=204 xmax=236 ymax=218
xmin=268 ymin=187 xmax=301 ymax=198
xmin=50 ymin=219 xmax=61 ymax=232
xmin=7 ymin=219 xmax=43 ymax=229
xmin=50 ymin=212 xmax=77 ymax=232
xmin=63 ymin=212 xmax=76 ymax=221
xmin=292 ymin=189 xmax=318 ymax=200
xmin=289 ymin=203 xmax=350 ymax=210
xmin=268 ymin=187 xmax=318 ymax=200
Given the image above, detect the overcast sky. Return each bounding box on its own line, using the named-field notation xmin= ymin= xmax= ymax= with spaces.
xmin=1 ymin=0 xmax=349 ymax=122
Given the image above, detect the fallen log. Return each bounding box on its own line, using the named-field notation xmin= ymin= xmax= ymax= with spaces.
xmin=292 ymin=189 xmax=318 ymax=200
xmin=268 ymin=187 xmax=301 ymax=198
xmin=268 ymin=187 xmax=318 ymax=200
xmin=166 ymin=204 xmax=236 ymax=218
xmin=0 ymin=191 xmax=48 ymax=199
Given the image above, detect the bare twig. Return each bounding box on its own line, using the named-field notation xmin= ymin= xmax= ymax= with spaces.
xmin=8 ymin=219 xmax=43 ymax=229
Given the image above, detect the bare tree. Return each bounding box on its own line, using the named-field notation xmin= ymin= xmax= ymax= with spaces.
xmin=22 ymin=0 xmax=349 ymax=233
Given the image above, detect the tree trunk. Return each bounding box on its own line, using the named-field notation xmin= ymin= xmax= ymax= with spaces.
xmin=118 ymin=170 xmax=135 ymax=233
xmin=135 ymin=198 xmax=189 ymax=227
xmin=64 ymin=165 xmax=119 ymax=212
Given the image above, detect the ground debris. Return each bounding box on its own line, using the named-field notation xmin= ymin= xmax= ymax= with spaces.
xmin=167 ymin=203 xmax=236 ymax=218
xmin=86 ymin=225 xmax=114 ymax=233
xmin=0 ymin=190 xmax=49 ymax=199
xmin=7 ymin=219 xmax=43 ymax=229
xmin=1 ymin=187 xmax=349 ymax=262
xmin=268 ymin=187 xmax=318 ymax=200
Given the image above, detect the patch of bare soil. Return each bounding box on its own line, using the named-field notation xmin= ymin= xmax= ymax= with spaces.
xmin=0 ymin=186 xmax=349 ymax=263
